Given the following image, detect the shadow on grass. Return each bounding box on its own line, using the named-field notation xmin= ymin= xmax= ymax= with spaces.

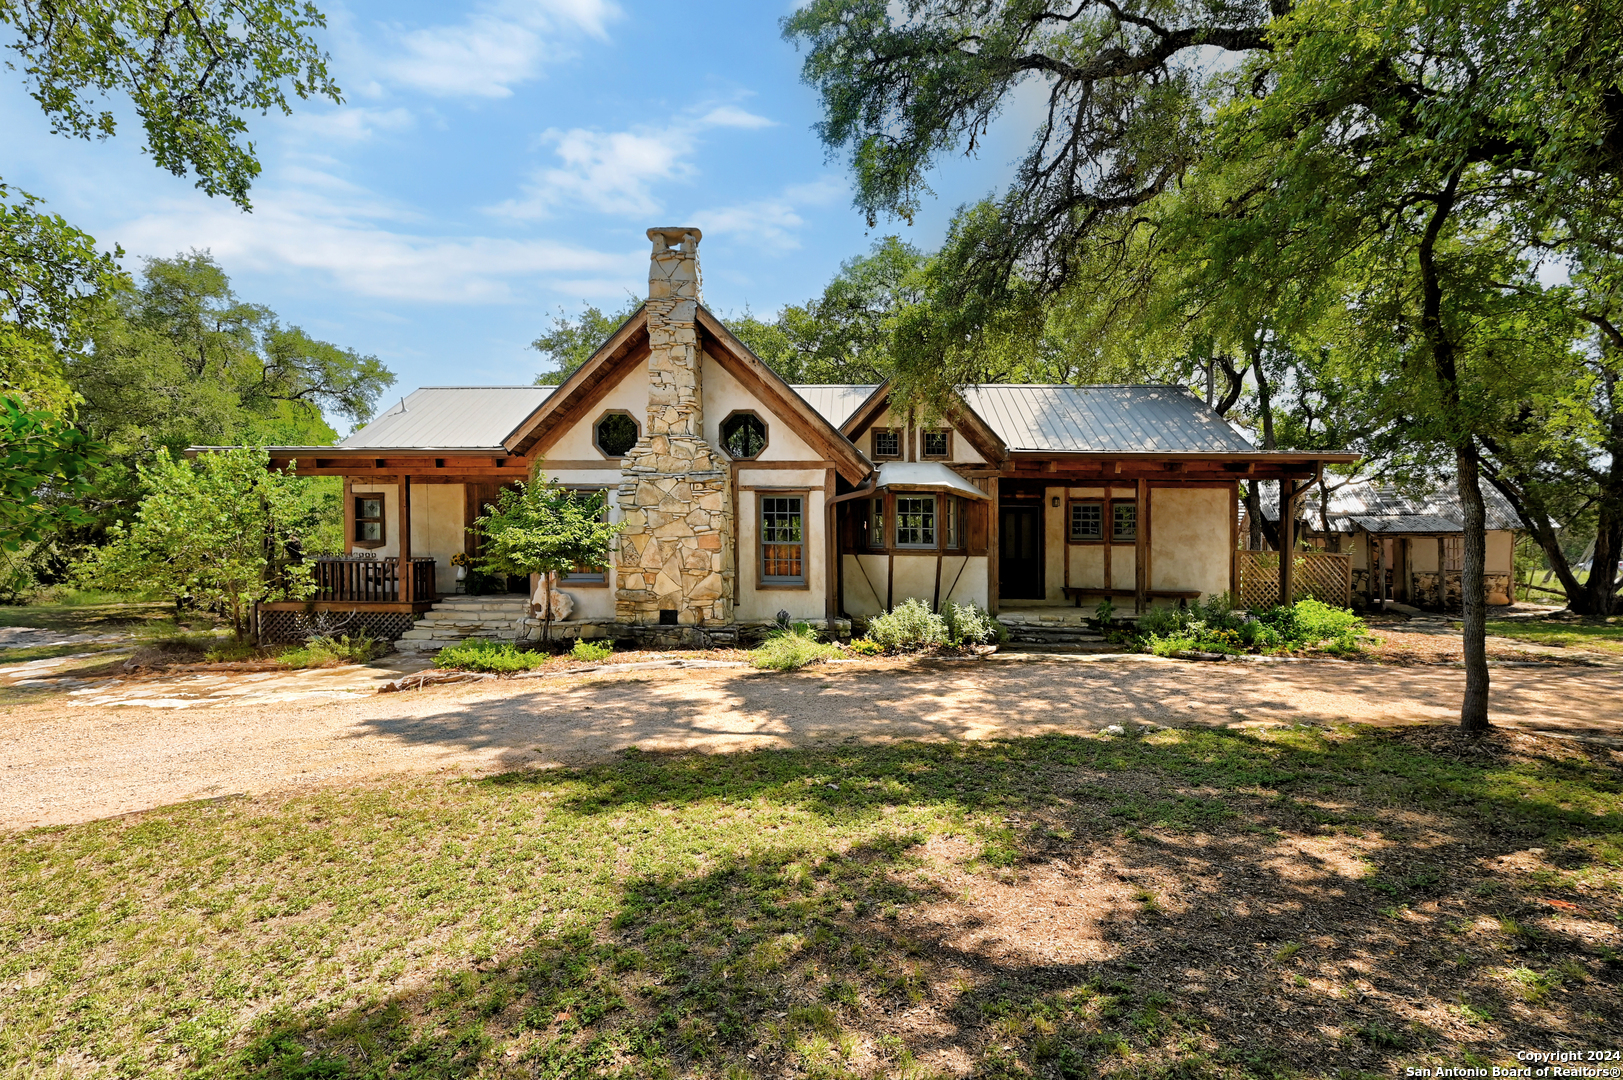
xmin=217 ymin=727 xmax=1622 ymax=1080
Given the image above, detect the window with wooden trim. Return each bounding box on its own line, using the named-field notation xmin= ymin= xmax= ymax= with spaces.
xmin=561 ymin=488 xmax=611 ymax=584
xmin=921 ymin=429 xmax=950 ymax=458
xmin=761 ymin=495 xmax=806 ymax=585
xmin=354 ymin=496 xmax=385 ymax=544
xmin=1111 ymin=501 xmax=1137 ymax=542
xmin=868 ymin=497 xmax=885 ymax=549
xmin=895 ymin=495 xmax=936 ymax=548
xmin=871 ymin=429 xmax=901 ymax=459
xmin=721 ymin=411 xmax=768 ymax=460
xmin=1069 ymin=500 xmax=1103 ymax=542
xmin=944 ymin=495 xmax=965 ymax=549
xmin=1442 ymin=535 xmax=1462 ymax=572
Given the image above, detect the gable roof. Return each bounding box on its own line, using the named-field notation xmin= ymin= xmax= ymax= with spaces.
xmin=958 ymin=385 xmax=1255 ymax=453
xmin=792 ymin=384 xmax=880 ymax=427
xmin=1263 ymin=480 xmax=1522 ymax=532
xmin=340 ymin=386 xmax=555 ymax=449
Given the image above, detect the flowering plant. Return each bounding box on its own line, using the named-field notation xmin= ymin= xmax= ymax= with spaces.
xmin=450 ymin=552 xmax=471 ymax=567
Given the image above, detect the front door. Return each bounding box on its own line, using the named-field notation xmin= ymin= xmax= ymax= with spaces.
xmin=999 ymin=504 xmax=1044 ymax=599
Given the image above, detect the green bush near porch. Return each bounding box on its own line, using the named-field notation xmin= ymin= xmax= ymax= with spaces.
xmin=434 ymin=638 xmax=548 ymax=672
xmin=1138 ymin=596 xmax=1368 ymax=656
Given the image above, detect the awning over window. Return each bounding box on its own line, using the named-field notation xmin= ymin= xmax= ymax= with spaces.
xmin=873 ymin=462 xmax=991 ymax=500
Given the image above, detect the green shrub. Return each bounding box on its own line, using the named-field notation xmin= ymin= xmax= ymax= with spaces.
xmin=866 ymin=598 xmax=948 ymax=651
xmin=751 ymin=625 xmax=842 ymax=670
xmin=434 ymin=638 xmax=548 ymax=672
xmin=847 ymin=638 xmax=883 ymax=656
xmin=1256 ymin=598 xmax=1366 ymax=651
xmin=942 ymin=601 xmax=998 ymax=646
xmin=204 ymin=638 xmax=260 ymax=663
xmin=280 ymin=632 xmax=387 ymax=669
xmin=571 ymin=639 xmax=614 ymax=662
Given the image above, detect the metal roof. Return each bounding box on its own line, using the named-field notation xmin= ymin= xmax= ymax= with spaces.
xmin=790 ymin=384 xmax=880 ymax=428
xmin=1349 ymin=514 xmax=1464 ymax=535
xmin=339 ymin=386 xmax=555 ymax=450
xmin=956 ymin=384 xmax=1255 ymax=453
xmin=1262 ymin=480 xmax=1522 ymax=532
xmin=874 ymin=461 xmax=991 ymax=500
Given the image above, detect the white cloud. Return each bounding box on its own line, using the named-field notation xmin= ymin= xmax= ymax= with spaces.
xmin=690 ymin=175 xmax=847 ymax=247
xmin=115 ymin=178 xmax=642 ymax=304
xmin=285 ymin=106 xmax=417 ymax=143
xmin=489 ymin=101 xmax=781 ymax=221
xmin=381 ymin=0 xmax=620 ymax=99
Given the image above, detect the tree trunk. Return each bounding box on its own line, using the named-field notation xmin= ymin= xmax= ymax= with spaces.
xmin=1416 ymin=169 xmax=1488 ymax=733
xmin=1456 ymin=446 xmax=1491 ymax=732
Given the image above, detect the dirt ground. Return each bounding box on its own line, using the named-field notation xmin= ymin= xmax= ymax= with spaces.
xmin=5 ymin=653 xmax=1623 ymax=832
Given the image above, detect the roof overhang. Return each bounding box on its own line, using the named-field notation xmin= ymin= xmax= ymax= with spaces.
xmin=188 ymin=445 xmax=537 ymax=478
xmin=504 ymin=305 xmax=650 ymax=458
xmin=873 ymin=461 xmax=991 ymax=500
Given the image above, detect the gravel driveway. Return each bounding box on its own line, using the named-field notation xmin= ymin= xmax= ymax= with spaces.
xmin=5 ymin=654 xmax=1622 ymax=831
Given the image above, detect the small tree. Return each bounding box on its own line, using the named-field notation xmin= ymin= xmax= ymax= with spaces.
xmin=471 ymin=479 xmax=623 ymax=642
xmin=78 ymin=446 xmax=318 ymax=639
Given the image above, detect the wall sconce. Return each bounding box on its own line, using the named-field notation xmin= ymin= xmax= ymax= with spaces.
xmin=1051 ymin=495 xmax=1061 ymax=507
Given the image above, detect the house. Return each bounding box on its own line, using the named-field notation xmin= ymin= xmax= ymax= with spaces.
xmin=239 ymin=227 xmax=1355 ymax=646
xmin=1251 ymin=480 xmax=1520 ymax=608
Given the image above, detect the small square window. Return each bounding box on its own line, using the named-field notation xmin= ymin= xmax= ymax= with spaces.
xmin=1070 ymin=501 xmax=1102 ymax=541
xmin=872 ymin=430 xmax=901 ymax=458
xmin=922 ymin=430 xmax=949 ymax=458
xmin=1112 ymin=502 xmax=1137 ymax=542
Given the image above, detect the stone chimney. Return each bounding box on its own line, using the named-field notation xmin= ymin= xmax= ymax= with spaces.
xmin=614 ymin=228 xmax=735 ymax=634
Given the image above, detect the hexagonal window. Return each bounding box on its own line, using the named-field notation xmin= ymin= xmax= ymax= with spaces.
xmin=720 ymin=411 xmax=768 ymax=460
xmin=594 ymin=411 xmax=639 ymax=457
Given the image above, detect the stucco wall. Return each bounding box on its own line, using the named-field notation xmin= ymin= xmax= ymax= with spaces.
xmin=851 ymin=404 xmax=987 ymax=465
xmin=703 ymin=352 xmax=823 ymax=461
xmin=736 ymin=486 xmax=828 ymax=621
xmin=840 ymin=553 xmax=989 ymax=617
xmin=351 ymin=482 xmax=464 ymax=596
xmin=1487 ymin=530 xmax=1514 ymax=575
xmin=543 ymin=369 xmax=650 ymax=463
xmin=1148 ymin=487 xmax=1231 ymax=599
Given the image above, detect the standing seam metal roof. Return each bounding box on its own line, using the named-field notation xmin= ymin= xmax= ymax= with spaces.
xmin=339 ymin=386 xmax=556 ymax=449
xmin=1264 ymin=480 xmax=1522 ymax=532
xmin=789 ymin=384 xmax=881 ymax=428
xmin=957 ymin=384 xmax=1256 ymax=453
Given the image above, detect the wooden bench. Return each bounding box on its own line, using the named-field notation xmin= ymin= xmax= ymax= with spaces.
xmin=1060 ymin=587 xmax=1202 ymax=608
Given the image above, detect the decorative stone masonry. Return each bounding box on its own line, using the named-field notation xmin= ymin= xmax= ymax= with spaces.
xmin=614 ymin=227 xmax=736 ymax=632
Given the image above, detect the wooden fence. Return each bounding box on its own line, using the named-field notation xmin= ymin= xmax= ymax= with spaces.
xmin=1235 ymin=550 xmax=1352 ymax=609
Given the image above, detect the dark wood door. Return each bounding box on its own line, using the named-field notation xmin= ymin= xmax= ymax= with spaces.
xmin=998 ymin=505 xmax=1044 ymax=600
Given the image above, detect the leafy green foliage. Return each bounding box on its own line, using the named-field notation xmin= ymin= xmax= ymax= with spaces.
xmin=865 ymin=597 xmax=947 ymax=651
xmin=0 ymin=395 xmax=100 ymax=554
xmin=75 ymin=447 xmax=321 ymax=638
xmin=4 ymin=0 xmax=342 ymax=207
xmin=750 ymin=623 xmax=842 ymax=670
xmin=530 ymin=299 xmax=640 ymax=384
xmin=471 ymin=480 xmax=623 ymax=637
xmin=433 ymin=638 xmax=547 ymax=673
xmin=570 ymin=639 xmax=614 ymax=662
xmin=1138 ymin=596 xmax=1365 ymax=656
xmin=278 ymin=632 xmax=386 ymax=669
xmin=942 ymin=601 xmax=998 ymax=646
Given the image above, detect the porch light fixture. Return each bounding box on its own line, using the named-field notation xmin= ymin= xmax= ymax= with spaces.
xmin=1051 ymin=495 xmax=1060 ymax=507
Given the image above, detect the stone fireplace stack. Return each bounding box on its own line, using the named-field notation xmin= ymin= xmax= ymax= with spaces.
xmin=613 ymin=227 xmax=735 ymax=637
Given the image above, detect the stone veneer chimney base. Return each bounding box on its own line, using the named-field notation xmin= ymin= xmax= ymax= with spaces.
xmin=613 ymin=227 xmax=737 ymax=634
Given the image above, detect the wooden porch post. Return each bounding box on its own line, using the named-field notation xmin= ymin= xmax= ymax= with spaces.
xmin=1376 ymin=535 xmax=1388 ymax=611
xmin=1229 ymin=482 xmax=1240 ymax=601
xmin=399 ymin=474 xmax=413 ymax=603
xmin=1278 ymin=480 xmax=1297 ymax=607
xmin=987 ymin=476 xmax=1000 ymax=616
xmin=1135 ymin=478 xmax=1149 ymax=613
xmin=825 ymin=468 xmax=838 ymax=621
xmin=342 ymin=477 xmax=355 ymax=554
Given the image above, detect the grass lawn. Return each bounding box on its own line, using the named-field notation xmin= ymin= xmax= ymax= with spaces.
xmin=1485 ymin=619 xmax=1623 ymax=656
xmin=0 ymin=592 xmax=176 ymax=635
xmin=3 ymin=725 xmax=1620 ymax=1079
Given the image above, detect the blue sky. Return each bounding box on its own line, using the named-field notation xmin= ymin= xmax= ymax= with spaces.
xmin=5 ymin=0 xmax=1026 ymax=421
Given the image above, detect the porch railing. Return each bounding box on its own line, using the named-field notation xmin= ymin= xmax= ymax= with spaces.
xmin=312 ymin=557 xmax=436 ymax=603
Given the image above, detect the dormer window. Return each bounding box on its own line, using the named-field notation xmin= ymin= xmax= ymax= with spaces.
xmin=871 ymin=429 xmax=901 ymax=459
xmin=922 ymin=430 xmax=950 ymax=458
